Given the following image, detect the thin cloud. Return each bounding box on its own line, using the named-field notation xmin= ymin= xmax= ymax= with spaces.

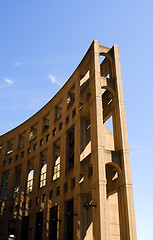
xmin=3 ymin=77 xmax=13 ymax=86
xmin=13 ymin=62 xmax=22 ymax=67
xmin=48 ymin=74 xmax=62 ymax=87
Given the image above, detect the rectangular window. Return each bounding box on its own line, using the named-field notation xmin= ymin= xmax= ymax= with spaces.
xmin=6 ymin=139 xmax=13 ymax=155
xmin=80 ymin=114 xmax=91 ymax=161
xmin=67 ymin=85 xmax=75 ymax=108
xmin=12 ymin=165 xmax=21 ymax=198
xmin=35 ymin=211 xmax=43 ymax=240
xmin=49 ymin=205 xmax=58 ymax=240
xmin=52 ymin=139 xmax=61 ymax=181
xmin=40 ymin=149 xmax=47 ymax=188
xmin=8 ymin=220 xmax=16 ymax=236
xmin=0 ymin=170 xmax=10 ymax=201
xmin=26 ymin=159 xmax=34 ymax=193
xmin=43 ymin=113 xmax=50 ymax=131
xmin=55 ymin=100 xmax=62 ymax=121
xmin=29 ymin=123 xmax=37 ymax=141
xmin=18 ymin=132 xmax=26 ymax=148
xmin=66 ymin=126 xmax=74 ymax=170
xmin=21 ymin=216 xmax=29 ymax=240
xmin=66 ymin=200 xmax=74 ymax=240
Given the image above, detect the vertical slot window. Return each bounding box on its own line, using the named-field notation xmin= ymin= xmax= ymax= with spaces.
xmin=49 ymin=205 xmax=58 ymax=240
xmin=55 ymin=100 xmax=62 ymax=121
xmin=26 ymin=159 xmax=34 ymax=193
xmin=6 ymin=140 xmax=13 ymax=155
xmin=80 ymin=114 xmax=91 ymax=161
xmin=40 ymin=149 xmax=47 ymax=188
xmin=67 ymin=85 xmax=75 ymax=108
xmin=43 ymin=113 xmax=50 ymax=131
xmin=66 ymin=126 xmax=74 ymax=170
xmin=53 ymin=139 xmax=61 ymax=181
xmin=18 ymin=132 xmax=26 ymax=148
xmin=35 ymin=211 xmax=43 ymax=240
xmin=66 ymin=200 xmax=74 ymax=240
xmin=0 ymin=170 xmax=10 ymax=201
xmin=29 ymin=123 xmax=37 ymax=141
xmin=12 ymin=166 xmax=21 ymax=198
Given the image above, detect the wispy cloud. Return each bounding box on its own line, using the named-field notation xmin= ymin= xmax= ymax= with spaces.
xmin=48 ymin=74 xmax=62 ymax=87
xmin=13 ymin=62 xmax=22 ymax=67
xmin=3 ymin=77 xmax=13 ymax=86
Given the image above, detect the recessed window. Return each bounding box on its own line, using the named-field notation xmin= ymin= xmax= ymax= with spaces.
xmin=66 ymin=115 xmax=69 ymax=125
xmin=40 ymin=149 xmax=47 ymax=188
xmin=59 ymin=122 xmax=62 ymax=131
xmin=42 ymin=194 xmax=46 ymax=203
xmin=9 ymin=158 xmax=12 ymax=164
xmin=18 ymin=132 xmax=25 ymax=148
xmin=52 ymin=128 xmax=56 ymax=137
xmin=53 ymin=139 xmax=61 ymax=181
xmin=33 ymin=143 xmax=37 ymax=151
xmin=55 ymin=100 xmax=62 ymax=121
xmin=72 ymin=108 xmax=76 ymax=118
xmin=15 ymin=154 xmax=19 ymax=161
xmin=43 ymin=113 xmax=50 ymax=131
xmin=49 ymin=190 xmax=53 ymax=200
xmin=40 ymin=139 xmax=43 ymax=146
xmin=28 ymin=200 xmax=32 ymax=208
xmin=56 ymin=186 xmax=60 ymax=196
xmin=27 ymin=147 xmax=31 ymax=155
xmin=3 ymin=160 xmax=6 ymax=167
xmin=67 ymin=85 xmax=75 ymax=108
xmin=26 ymin=159 xmax=34 ymax=193
xmin=46 ymin=134 xmax=50 ymax=142
xmin=6 ymin=140 xmax=13 ymax=155
xmin=36 ymin=197 xmax=39 ymax=205
xmin=66 ymin=126 xmax=74 ymax=171
xmin=0 ymin=144 xmax=3 ymax=155
xmin=79 ymin=173 xmax=84 ymax=184
xmin=21 ymin=151 xmax=24 ymax=158
xmin=29 ymin=123 xmax=37 ymax=141
xmin=71 ymin=178 xmax=75 ymax=189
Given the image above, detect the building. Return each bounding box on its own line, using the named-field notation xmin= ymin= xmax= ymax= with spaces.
xmin=0 ymin=40 xmax=137 ymax=240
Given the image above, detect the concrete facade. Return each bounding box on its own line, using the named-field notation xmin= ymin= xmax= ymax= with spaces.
xmin=0 ymin=40 xmax=137 ymax=240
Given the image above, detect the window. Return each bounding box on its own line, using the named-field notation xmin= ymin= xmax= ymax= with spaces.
xmin=3 ymin=160 xmax=6 ymax=167
xmin=72 ymin=108 xmax=76 ymax=118
xmin=67 ymin=85 xmax=75 ymax=108
xmin=8 ymin=220 xmax=16 ymax=236
xmin=65 ymin=115 xmax=69 ymax=125
xmin=12 ymin=165 xmax=21 ymax=198
xmin=80 ymin=114 xmax=91 ymax=161
xmin=29 ymin=123 xmax=37 ymax=141
xmin=40 ymin=149 xmax=47 ymax=188
xmin=40 ymin=139 xmax=43 ymax=146
xmin=49 ymin=206 xmax=58 ymax=240
xmin=55 ymin=100 xmax=62 ymax=121
xmin=49 ymin=190 xmax=53 ymax=200
xmin=66 ymin=126 xmax=74 ymax=170
xmin=43 ymin=113 xmax=50 ymax=131
xmin=59 ymin=122 xmax=62 ymax=131
xmin=36 ymin=197 xmax=39 ymax=206
xmin=27 ymin=147 xmax=31 ymax=154
xmin=18 ymin=132 xmax=25 ymax=148
xmin=21 ymin=216 xmax=29 ymax=240
xmin=0 ymin=144 xmax=2 ymax=155
xmin=42 ymin=194 xmax=46 ymax=203
xmin=80 ymin=70 xmax=90 ymax=93
xmin=64 ymin=182 xmax=68 ymax=193
xmin=56 ymin=186 xmax=60 ymax=196
xmin=15 ymin=154 xmax=19 ymax=161
xmin=33 ymin=143 xmax=37 ymax=150
xmin=46 ymin=134 xmax=50 ymax=142
xmin=35 ymin=212 xmax=43 ymax=240
xmin=26 ymin=159 xmax=34 ymax=193
xmin=9 ymin=158 xmax=12 ymax=164
xmin=0 ymin=170 xmax=10 ymax=201
xmin=53 ymin=140 xmax=61 ymax=181
xmin=21 ymin=151 xmax=24 ymax=158
xmin=66 ymin=200 xmax=74 ymax=240
xmin=52 ymin=128 xmax=56 ymax=137
xmin=6 ymin=139 xmax=13 ymax=155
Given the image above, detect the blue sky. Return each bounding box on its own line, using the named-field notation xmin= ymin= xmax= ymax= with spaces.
xmin=0 ymin=1 xmax=153 ymax=239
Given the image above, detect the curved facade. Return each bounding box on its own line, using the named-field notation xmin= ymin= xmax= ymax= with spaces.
xmin=0 ymin=40 xmax=137 ymax=240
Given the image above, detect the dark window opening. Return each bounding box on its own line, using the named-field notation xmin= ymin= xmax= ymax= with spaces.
xmin=12 ymin=166 xmax=21 ymax=199
xmin=18 ymin=132 xmax=25 ymax=148
xmin=21 ymin=216 xmax=29 ymax=240
xmin=35 ymin=211 xmax=43 ymax=240
xmin=66 ymin=199 xmax=74 ymax=240
xmin=29 ymin=123 xmax=37 ymax=141
xmin=6 ymin=140 xmax=13 ymax=155
xmin=55 ymin=100 xmax=62 ymax=121
xmin=49 ymin=205 xmax=58 ymax=240
xmin=43 ymin=113 xmax=50 ymax=131
xmin=53 ymin=140 xmax=61 ymax=181
xmin=66 ymin=127 xmax=74 ymax=171
xmin=67 ymin=85 xmax=75 ymax=108
xmin=0 ymin=170 xmax=10 ymax=201
xmin=40 ymin=150 xmax=47 ymax=188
